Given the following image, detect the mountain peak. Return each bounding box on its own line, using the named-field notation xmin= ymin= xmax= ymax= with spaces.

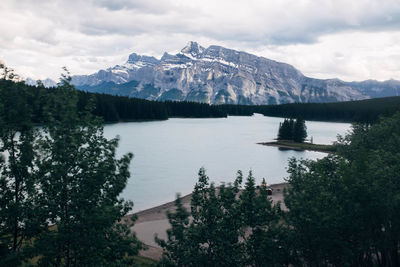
xmin=25 ymin=77 xmax=57 ymax=88
xmin=126 ymin=53 xmax=159 ymax=66
xmin=72 ymin=42 xmax=400 ymax=104
xmin=180 ymin=41 xmax=205 ymax=59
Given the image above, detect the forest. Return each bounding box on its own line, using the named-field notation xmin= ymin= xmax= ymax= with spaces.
xmin=0 ymin=73 xmax=142 ymax=266
xmin=1 ymin=78 xmax=400 ymax=125
xmin=1 ymin=68 xmax=400 ymax=266
xmin=252 ymin=97 xmax=400 ymax=123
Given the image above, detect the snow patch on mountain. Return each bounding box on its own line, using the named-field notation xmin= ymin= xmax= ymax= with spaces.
xmin=71 ymin=41 xmax=400 ymax=104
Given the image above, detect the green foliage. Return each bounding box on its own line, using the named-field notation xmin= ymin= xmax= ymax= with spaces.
xmin=0 ymin=78 xmax=45 ymax=265
xmin=0 ymin=67 xmax=141 ymax=266
xmin=159 ymin=112 xmax=400 ymax=266
xmin=157 ymin=168 xmax=246 ymax=266
xmin=4 ymin=75 xmax=400 ymax=125
xmin=255 ymin=96 xmax=400 ymax=123
xmin=277 ymin=117 xmax=307 ymax=143
xmin=293 ymin=117 xmax=307 ymax=142
xmin=277 ymin=118 xmax=294 ymax=140
xmin=157 ymin=169 xmax=282 ymax=266
xmin=285 ymin=112 xmax=400 ymax=266
xmin=31 ymin=71 xmax=141 ymax=266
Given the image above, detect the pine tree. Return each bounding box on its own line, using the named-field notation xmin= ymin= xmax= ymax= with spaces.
xmin=31 ymin=70 xmax=141 ymax=266
xmin=277 ymin=118 xmax=294 ymax=141
xmin=277 ymin=117 xmax=307 ymax=142
xmin=157 ymin=168 xmax=245 ymax=266
xmin=293 ymin=117 xmax=307 ymax=143
xmin=155 ymin=194 xmax=191 ymax=266
xmin=0 ymin=81 xmax=43 ymax=266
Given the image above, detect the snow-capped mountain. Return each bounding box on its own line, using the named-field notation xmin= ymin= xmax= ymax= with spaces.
xmin=25 ymin=77 xmax=57 ymax=88
xmin=72 ymin=41 xmax=400 ymax=104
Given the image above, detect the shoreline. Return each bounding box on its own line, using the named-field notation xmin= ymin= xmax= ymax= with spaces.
xmin=257 ymin=141 xmax=336 ymax=153
xmin=128 ymin=182 xmax=288 ymax=260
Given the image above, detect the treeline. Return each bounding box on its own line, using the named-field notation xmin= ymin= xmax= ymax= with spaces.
xmin=58 ymin=93 xmax=400 ymax=124
xmin=2 ymin=78 xmax=400 ymax=124
xmin=0 ymin=79 xmax=228 ymax=124
xmin=76 ymin=95 xmax=400 ymax=123
xmin=252 ymin=97 xmax=400 ymax=123
xmin=158 ymin=112 xmax=400 ymax=266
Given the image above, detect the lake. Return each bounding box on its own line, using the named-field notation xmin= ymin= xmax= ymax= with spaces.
xmin=104 ymin=114 xmax=351 ymax=212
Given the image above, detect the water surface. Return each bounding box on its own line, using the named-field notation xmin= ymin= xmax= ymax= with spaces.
xmin=104 ymin=114 xmax=351 ymax=212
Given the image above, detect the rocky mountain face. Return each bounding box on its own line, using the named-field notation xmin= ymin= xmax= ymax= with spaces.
xmin=71 ymin=42 xmax=400 ymax=105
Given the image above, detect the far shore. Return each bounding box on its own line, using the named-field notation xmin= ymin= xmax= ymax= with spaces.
xmin=127 ymin=182 xmax=288 ymax=261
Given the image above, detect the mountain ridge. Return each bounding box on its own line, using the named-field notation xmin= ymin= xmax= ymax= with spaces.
xmin=69 ymin=41 xmax=400 ymax=104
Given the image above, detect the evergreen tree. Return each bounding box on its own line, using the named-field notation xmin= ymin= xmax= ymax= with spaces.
xmin=0 ymin=78 xmax=44 ymax=266
xmin=277 ymin=118 xmax=294 ymax=140
xmin=157 ymin=168 xmax=245 ymax=266
xmin=30 ymin=70 xmax=142 ymax=266
xmin=158 ymin=169 xmax=284 ymax=266
xmin=285 ymin=112 xmax=400 ymax=265
xmin=277 ymin=117 xmax=307 ymax=142
xmin=155 ymin=194 xmax=192 ymax=267
xmin=239 ymin=171 xmax=257 ymax=227
xmin=293 ymin=117 xmax=307 ymax=143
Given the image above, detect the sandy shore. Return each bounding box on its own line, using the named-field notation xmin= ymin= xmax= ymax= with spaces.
xmin=129 ymin=183 xmax=288 ymax=260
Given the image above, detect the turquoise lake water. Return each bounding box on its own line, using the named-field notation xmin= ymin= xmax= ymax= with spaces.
xmin=103 ymin=114 xmax=351 ymax=212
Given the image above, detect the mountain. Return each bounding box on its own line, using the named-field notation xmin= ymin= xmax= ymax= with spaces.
xmin=346 ymin=79 xmax=400 ymax=98
xmin=25 ymin=77 xmax=57 ymax=88
xmin=72 ymin=41 xmax=400 ymax=105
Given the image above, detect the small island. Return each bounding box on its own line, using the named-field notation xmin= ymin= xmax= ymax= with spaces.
xmin=258 ymin=117 xmax=336 ymax=153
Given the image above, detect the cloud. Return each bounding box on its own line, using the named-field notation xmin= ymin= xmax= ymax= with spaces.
xmin=0 ymin=0 xmax=400 ymax=81
xmin=93 ymin=0 xmax=173 ymax=13
xmin=254 ymin=31 xmax=400 ymax=81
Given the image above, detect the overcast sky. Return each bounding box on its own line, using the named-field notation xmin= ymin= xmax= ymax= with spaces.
xmin=1 ymin=0 xmax=400 ymax=82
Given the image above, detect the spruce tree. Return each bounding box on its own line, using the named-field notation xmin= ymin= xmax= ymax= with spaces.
xmin=277 ymin=118 xmax=294 ymax=141
xmin=31 ymin=70 xmax=141 ymax=266
xmin=0 ymin=78 xmax=44 ymax=266
xmin=157 ymin=168 xmax=245 ymax=266
xmin=293 ymin=117 xmax=307 ymax=143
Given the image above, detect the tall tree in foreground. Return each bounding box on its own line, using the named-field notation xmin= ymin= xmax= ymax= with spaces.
xmin=157 ymin=168 xmax=245 ymax=266
xmin=31 ymin=70 xmax=142 ymax=266
xmin=285 ymin=112 xmax=400 ymax=266
xmin=0 ymin=68 xmax=45 ymax=266
xmin=157 ymin=169 xmax=283 ymax=267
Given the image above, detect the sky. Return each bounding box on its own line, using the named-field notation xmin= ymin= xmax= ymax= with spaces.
xmin=1 ymin=0 xmax=400 ymax=82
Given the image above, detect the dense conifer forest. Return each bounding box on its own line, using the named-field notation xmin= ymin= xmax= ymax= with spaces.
xmin=2 ymin=78 xmax=400 ymax=124
xmin=252 ymin=97 xmax=400 ymax=123
xmin=0 ymin=73 xmax=142 ymax=266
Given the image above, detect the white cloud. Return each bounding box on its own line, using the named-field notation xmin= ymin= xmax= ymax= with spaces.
xmin=0 ymin=0 xmax=399 ymax=81
xmin=254 ymin=31 xmax=400 ymax=81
